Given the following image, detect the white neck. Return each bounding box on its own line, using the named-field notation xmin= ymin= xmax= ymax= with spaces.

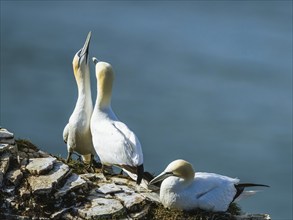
xmin=75 ymin=68 xmax=93 ymax=110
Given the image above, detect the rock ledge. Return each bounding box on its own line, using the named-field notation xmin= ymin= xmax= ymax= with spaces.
xmin=0 ymin=128 xmax=271 ymax=220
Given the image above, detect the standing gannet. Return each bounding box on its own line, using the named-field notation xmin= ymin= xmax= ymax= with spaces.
xmin=63 ymin=32 xmax=95 ymax=165
xmin=149 ymin=159 xmax=269 ymax=212
xmin=90 ymin=58 xmax=144 ymax=184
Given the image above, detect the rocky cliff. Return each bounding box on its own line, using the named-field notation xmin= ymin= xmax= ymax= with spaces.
xmin=0 ymin=128 xmax=270 ymax=220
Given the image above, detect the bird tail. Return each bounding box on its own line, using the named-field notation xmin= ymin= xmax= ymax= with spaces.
xmin=237 ymin=183 xmax=269 ymax=188
xmin=121 ymin=164 xmax=156 ymax=188
xmin=120 ymin=164 xmax=145 ymax=185
xmin=233 ymin=183 xmax=269 ymax=202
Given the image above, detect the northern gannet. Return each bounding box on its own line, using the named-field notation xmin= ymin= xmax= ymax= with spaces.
xmin=149 ymin=159 xmax=269 ymax=212
xmin=90 ymin=58 xmax=144 ymax=184
xmin=63 ymin=32 xmax=95 ymax=165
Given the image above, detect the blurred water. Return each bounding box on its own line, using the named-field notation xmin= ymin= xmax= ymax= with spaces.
xmin=1 ymin=2 xmax=292 ymax=219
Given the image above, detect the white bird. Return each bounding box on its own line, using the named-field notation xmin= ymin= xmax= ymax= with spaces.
xmin=90 ymin=58 xmax=144 ymax=184
xmin=63 ymin=32 xmax=95 ymax=165
xmin=149 ymin=159 xmax=269 ymax=212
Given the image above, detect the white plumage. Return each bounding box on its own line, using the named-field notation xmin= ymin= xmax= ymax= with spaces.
xmin=149 ymin=159 xmax=268 ymax=212
xmin=90 ymin=58 xmax=144 ymax=184
xmin=63 ymin=32 xmax=95 ymax=164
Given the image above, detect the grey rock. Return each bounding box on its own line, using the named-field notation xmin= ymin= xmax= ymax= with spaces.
xmin=94 ymin=182 xmax=146 ymax=211
xmin=54 ymin=173 xmax=87 ymax=198
xmin=0 ymin=143 xmax=10 ymax=153
xmin=77 ymin=198 xmax=125 ymax=219
xmin=37 ymin=150 xmax=51 ymax=157
xmin=28 ymin=148 xmax=35 ymax=153
xmin=0 ymin=128 xmax=14 ymax=139
xmin=27 ymin=153 xmax=34 ymax=158
xmin=28 ymin=161 xmax=70 ymax=194
xmin=9 ymin=144 xmax=18 ymax=154
xmin=26 ymin=157 xmax=56 ymax=175
xmin=0 ymin=138 xmax=15 ymax=145
xmin=0 ymin=127 xmax=271 ymax=220
xmin=114 ymin=185 xmax=145 ymax=211
xmin=0 ymin=152 xmax=11 ymax=186
xmin=87 ymin=188 xmax=107 ymax=200
xmin=22 ymin=148 xmax=29 ymax=153
xmin=18 ymin=152 xmax=27 ymax=159
xmin=6 ymin=169 xmax=23 ymax=186
xmin=141 ymin=191 xmax=161 ymax=203
xmin=80 ymin=172 xmax=106 ymax=181
xmin=97 ymin=183 xmax=123 ymax=194
xmin=111 ymin=176 xmax=136 ymax=187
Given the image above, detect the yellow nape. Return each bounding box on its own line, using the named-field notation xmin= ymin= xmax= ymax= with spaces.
xmin=166 ymin=159 xmax=195 ymax=181
xmin=96 ymin=62 xmax=114 ymax=107
xmin=72 ymin=55 xmax=80 ymax=79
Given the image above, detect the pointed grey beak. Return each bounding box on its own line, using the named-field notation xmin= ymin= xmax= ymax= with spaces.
xmin=149 ymin=171 xmax=173 ymax=185
xmin=80 ymin=31 xmax=91 ymax=58
xmin=92 ymin=57 xmax=99 ymax=65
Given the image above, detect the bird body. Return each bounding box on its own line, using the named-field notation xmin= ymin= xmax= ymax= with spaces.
xmin=149 ymin=159 xmax=268 ymax=212
xmin=90 ymin=59 xmax=144 ymax=184
xmin=159 ymin=172 xmax=238 ymax=212
xmin=91 ymin=108 xmax=143 ymax=167
xmin=63 ymin=32 xmax=95 ymax=164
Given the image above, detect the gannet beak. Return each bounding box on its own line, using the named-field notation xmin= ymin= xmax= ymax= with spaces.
xmin=92 ymin=57 xmax=99 ymax=65
xmin=80 ymin=31 xmax=91 ymax=60
xmin=149 ymin=171 xmax=173 ymax=185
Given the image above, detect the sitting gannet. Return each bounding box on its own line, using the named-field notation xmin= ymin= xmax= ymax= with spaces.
xmin=90 ymin=58 xmax=144 ymax=184
xmin=149 ymin=159 xmax=269 ymax=212
xmin=63 ymin=32 xmax=95 ymax=165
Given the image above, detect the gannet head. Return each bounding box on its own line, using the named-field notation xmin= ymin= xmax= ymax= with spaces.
xmin=92 ymin=57 xmax=114 ymax=107
xmin=149 ymin=159 xmax=195 ymax=185
xmin=72 ymin=31 xmax=91 ymax=82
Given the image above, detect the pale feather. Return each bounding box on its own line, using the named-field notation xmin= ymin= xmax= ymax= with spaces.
xmin=160 ymin=172 xmax=239 ymax=212
xmin=63 ymin=123 xmax=70 ymax=143
xmin=91 ymin=117 xmax=143 ymax=166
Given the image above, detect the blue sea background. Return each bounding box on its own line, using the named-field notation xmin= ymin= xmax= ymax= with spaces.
xmin=1 ymin=1 xmax=292 ymax=219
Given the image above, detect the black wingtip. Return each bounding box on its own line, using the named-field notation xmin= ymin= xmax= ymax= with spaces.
xmin=233 ymin=183 xmax=269 ymax=201
xmin=136 ymin=164 xmax=144 ymax=185
xmin=236 ymin=183 xmax=270 ymax=188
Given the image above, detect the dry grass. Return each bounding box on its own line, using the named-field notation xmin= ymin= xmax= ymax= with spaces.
xmin=146 ymin=202 xmax=241 ymax=220
xmin=15 ymin=139 xmax=39 ymax=151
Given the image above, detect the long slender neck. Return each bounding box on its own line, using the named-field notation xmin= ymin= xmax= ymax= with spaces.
xmin=75 ymin=68 xmax=92 ymax=107
xmin=96 ymin=73 xmax=113 ymax=109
